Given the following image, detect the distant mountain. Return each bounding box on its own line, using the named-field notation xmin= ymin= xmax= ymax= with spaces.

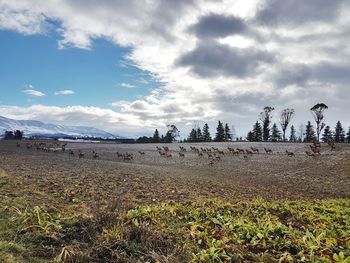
xmin=0 ymin=116 xmax=120 ymax=139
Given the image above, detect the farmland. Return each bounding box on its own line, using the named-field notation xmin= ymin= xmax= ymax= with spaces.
xmin=0 ymin=140 xmax=349 ymax=262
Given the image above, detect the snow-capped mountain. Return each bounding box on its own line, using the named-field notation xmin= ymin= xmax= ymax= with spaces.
xmin=0 ymin=116 xmax=120 ymax=139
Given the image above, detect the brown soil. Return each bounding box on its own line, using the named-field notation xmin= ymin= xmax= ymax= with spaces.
xmin=1 ymin=140 xmax=349 ymax=210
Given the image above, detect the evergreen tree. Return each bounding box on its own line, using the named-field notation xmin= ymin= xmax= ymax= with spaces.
xmin=4 ymin=131 xmax=14 ymax=140
xmin=252 ymin=121 xmax=263 ymax=142
xmin=202 ymin=123 xmax=211 ymax=142
xmin=152 ymin=129 xmax=160 ymax=143
xmin=214 ymin=121 xmax=225 ymax=142
xmin=321 ymin=125 xmax=333 ymax=143
xmin=197 ymin=128 xmax=203 ymax=142
xmin=270 ymin=123 xmax=281 ymax=142
xmin=334 ymin=121 xmax=345 ymax=143
xmin=346 ymin=127 xmax=350 ymax=143
xmin=289 ymin=125 xmax=297 ymax=142
xmin=259 ymin=106 xmax=275 ymax=141
xmin=164 ymin=131 xmax=173 ymax=143
xmin=224 ymin=123 xmax=232 ymax=141
xmin=14 ymin=130 xmax=23 ymax=140
xmin=247 ymin=131 xmax=254 ymax=142
xmin=304 ymin=121 xmax=316 ymax=142
xmin=188 ymin=128 xmax=197 ymax=142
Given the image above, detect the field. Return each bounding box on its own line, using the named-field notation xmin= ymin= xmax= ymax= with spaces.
xmin=0 ymin=140 xmax=350 ymax=262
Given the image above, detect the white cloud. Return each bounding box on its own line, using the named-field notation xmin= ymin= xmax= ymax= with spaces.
xmin=119 ymin=82 xmax=135 ymax=89
xmin=54 ymin=89 xmax=75 ymax=95
xmin=1 ymin=0 xmax=350 ymax=136
xmin=23 ymin=89 xmax=45 ymax=97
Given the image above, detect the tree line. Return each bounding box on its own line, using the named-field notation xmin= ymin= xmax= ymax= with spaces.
xmin=246 ymin=103 xmax=350 ymax=143
xmin=3 ymin=130 xmax=23 ymax=140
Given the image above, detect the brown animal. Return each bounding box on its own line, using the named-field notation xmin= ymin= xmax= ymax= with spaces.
xmin=208 ymin=160 xmax=215 ymax=166
xmin=78 ymin=150 xmax=84 ymax=158
xmin=250 ymin=147 xmax=259 ymax=153
xmin=264 ymin=148 xmax=273 ymax=154
xmin=310 ymin=145 xmax=320 ymax=154
xmin=69 ymin=149 xmax=74 ymax=156
xmin=305 ymin=151 xmax=316 ymax=157
xmin=166 ymin=153 xmax=172 ymax=158
xmin=138 ymin=151 xmax=145 ymax=155
xmin=246 ymin=149 xmax=253 ymax=154
xmin=237 ymin=148 xmax=245 ymax=154
xmin=198 ymin=152 xmax=203 ymax=157
xmin=286 ymin=150 xmax=295 ymax=157
xmin=179 ymin=152 xmax=185 ymax=157
xmin=92 ymin=151 xmax=99 ymax=158
xmin=116 ymin=152 xmax=123 ymax=158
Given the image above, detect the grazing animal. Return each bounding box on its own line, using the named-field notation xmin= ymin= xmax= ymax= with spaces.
xmin=198 ymin=152 xmax=203 ymax=157
xmin=264 ymin=148 xmax=273 ymax=154
xmin=138 ymin=151 xmax=145 ymax=155
xmin=243 ymin=155 xmax=248 ymax=160
xmin=250 ymin=147 xmax=259 ymax=153
xmin=163 ymin=146 xmax=169 ymax=152
xmin=208 ymin=160 xmax=215 ymax=166
xmin=116 ymin=152 xmax=123 ymax=158
xmin=237 ymin=148 xmax=245 ymax=154
xmin=166 ymin=153 xmax=172 ymax=158
xmin=305 ymin=151 xmax=316 ymax=157
xmin=310 ymin=145 xmax=320 ymax=154
xmin=69 ymin=149 xmax=74 ymax=156
xmin=78 ymin=150 xmax=84 ymax=158
xmin=92 ymin=151 xmax=99 ymax=158
xmin=286 ymin=150 xmax=295 ymax=157
xmin=179 ymin=152 xmax=185 ymax=157
xmin=246 ymin=149 xmax=253 ymax=154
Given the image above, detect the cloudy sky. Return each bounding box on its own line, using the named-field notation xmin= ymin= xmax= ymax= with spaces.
xmin=0 ymin=0 xmax=349 ymax=138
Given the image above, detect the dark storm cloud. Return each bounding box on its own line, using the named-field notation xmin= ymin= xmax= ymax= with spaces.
xmin=257 ymin=0 xmax=345 ymax=25
xmin=274 ymin=64 xmax=312 ymax=87
xmin=191 ymin=13 xmax=246 ymax=38
xmin=273 ymin=62 xmax=350 ymax=88
xmin=177 ymin=41 xmax=274 ymax=78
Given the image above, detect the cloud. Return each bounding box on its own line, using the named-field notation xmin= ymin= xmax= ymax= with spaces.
xmin=1 ymin=0 xmax=350 ymax=136
xmin=23 ymin=90 xmax=45 ymax=97
xmin=0 ymin=3 xmax=49 ymax=35
xmin=191 ymin=13 xmax=246 ymax=38
xmin=119 ymin=82 xmax=136 ymax=89
xmin=54 ymin=89 xmax=75 ymax=95
xmin=177 ymin=41 xmax=274 ymax=78
xmin=256 ymin=0 xmax=346 ymax=26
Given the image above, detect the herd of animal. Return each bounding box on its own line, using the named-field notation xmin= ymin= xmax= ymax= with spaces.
xmin=16 ymin=140 xmax=334 ymax=166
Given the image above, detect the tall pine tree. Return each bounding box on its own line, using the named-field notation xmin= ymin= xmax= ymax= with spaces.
xmin=215 ymin=121 xmax=225 ymax=142
xmin=153 ymin=129 xmax=160 ymax=143
xmin=321 ymin=125 xmax=333 ymax=142
xmin=259 ymin=106 xmax=274 ymax=141
xmin=197 ymin=128 xmax=203 ymax=142
xmin=252 ymin=121 xmax=263 ymax=142
xmin=224 ymin=123 xmax=232 ymax=141
xmin=289 ymin=125 xmax=297 ymax=142
xmin=202 ymin=123 xmax=211 ymax=142
xmin=270 ymin=123 xmax=281 ymax=142
xmin=334 ymin=121 xmax=345 ymax=143
xmin=346 ymin=126 xmax=350 ymax=143
xmin=304 ymin=121 xmax=316 ymax=142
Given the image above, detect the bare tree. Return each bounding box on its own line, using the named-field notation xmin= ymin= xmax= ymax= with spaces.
xmin=310 ymin=103 xmax=328 ymax=142
xmin=279 ymin=108 xmax=295 ymax=141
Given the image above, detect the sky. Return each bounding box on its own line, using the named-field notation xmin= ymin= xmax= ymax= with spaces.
xmin=0 ymin=0 xmax=349 ymax=138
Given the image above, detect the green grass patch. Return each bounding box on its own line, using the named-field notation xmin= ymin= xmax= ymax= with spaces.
xmin=0 ymin=198 xmax=349 ymax=262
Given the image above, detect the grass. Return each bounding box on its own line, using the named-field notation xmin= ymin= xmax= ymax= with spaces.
xmin=0 ymin=198 xmax=349 ymax=262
